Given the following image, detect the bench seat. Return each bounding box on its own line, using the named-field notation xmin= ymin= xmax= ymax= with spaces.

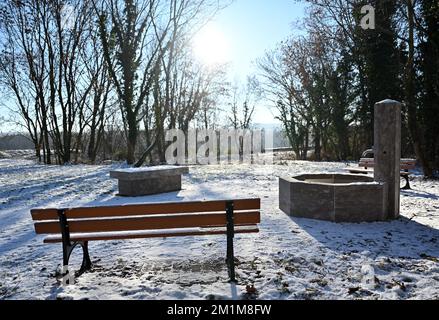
xmin=42 ymin=226 xmax=260 ymax=243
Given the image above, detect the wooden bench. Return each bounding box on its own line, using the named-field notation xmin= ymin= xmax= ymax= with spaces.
xmin=30 ymin=198 xmax=261 ymax=283
xmin=347 ymin=158 xmax=416 ymax=190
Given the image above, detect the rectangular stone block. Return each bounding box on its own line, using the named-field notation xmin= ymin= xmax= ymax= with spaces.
xmin=111 ymin=166 xmax=189 ymax=197
xmin=118 ymin=175 xmax=182 ymax=197
xmin=110 ymin=166 xmax=189 ymax=181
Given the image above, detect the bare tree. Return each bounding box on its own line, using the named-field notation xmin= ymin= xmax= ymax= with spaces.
xmin=228 ymin=77 xmax=259 ymax=130
xmin=0 ymin=0 xmax=52 ymax=163
xmin=95 ymin=0 xmax=179 ymax=164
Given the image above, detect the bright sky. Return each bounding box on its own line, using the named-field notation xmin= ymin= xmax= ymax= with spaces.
xmin=0 ymin=0 xmax=306 ymax=134
xmin=192 ymin=0 xmax=306 ymax=125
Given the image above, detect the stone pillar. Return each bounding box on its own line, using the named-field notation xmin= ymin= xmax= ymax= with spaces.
xmin=374 ymin=99 xmax=401 ymax=219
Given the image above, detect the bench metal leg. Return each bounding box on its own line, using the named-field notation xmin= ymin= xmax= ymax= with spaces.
xmin=401 ymin=175 xmax=411 ymax=190
xmin=78 ymin=241 xmax=92 ymax=275
xmin=58 ymin=210 xmax=92 ymax=281
xmin=226 ymin=201 xmax=236 ymax=283
xmin=61 ymin=241 xmax=92 ymax=277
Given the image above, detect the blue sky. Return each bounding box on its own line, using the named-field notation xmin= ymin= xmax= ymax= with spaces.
xmin=209 ymin=0 xmax=306 ymax=123
xmin=0 ymin=0 xmax=306 ymax=133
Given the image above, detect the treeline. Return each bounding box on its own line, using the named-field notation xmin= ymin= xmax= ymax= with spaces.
xmin=1 ymin=1 xmax=438 ymax=177
xmin=258 ymin=0 xmax=439 ymax=177
xmin=0 ymin=0 xmax=231 ymax=165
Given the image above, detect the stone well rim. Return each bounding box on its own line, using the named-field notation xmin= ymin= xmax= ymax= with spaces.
xmin=280 ymin=173 xmax=385 ymax=187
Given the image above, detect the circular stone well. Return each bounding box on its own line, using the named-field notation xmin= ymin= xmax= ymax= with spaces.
xmin=279 ymin=174 xmax=388 ymax=223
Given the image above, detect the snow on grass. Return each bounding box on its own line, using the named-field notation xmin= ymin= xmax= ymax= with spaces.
xmin=0 ymin=156 xmax=438 ymax=300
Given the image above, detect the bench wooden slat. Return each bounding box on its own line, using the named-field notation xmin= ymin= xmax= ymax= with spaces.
xmin=42 ymin=226 xmax=260 ymax=243
xmin=359 ymin=163 xmax=416 ymax=170
xmin=31 ymin=198 xmax=261 ymax=221
xmin=359 ymin=158 xmax=416 ymax=170
xmin=34 ymin=211 xmax=261 ymax=234
xmin=359 ymin=158 xmax=416 ymax=163
xmin=346 ymin=168 xmax=374 ymax=174
xmin=346 ymin=168 xmax=410 ymax=176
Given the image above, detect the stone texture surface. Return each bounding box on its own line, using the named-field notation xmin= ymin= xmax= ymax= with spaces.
xmin=334 ymin=183 xmax=387 ymax=223
xmin=110 ymin=166 xmax=189 ymax=197
xmin=118 ymin=175 xmax=182 ymax=197
xmin=290 ymin=180 xmax=335 ymax=221
xmin=374 ymin=100 xmax=401 ymax=219
xmin=279 ymin=174 xmax=388 ymax=223
xmin=279 ymin=176 xmax=292 ymax=214
xmin=110 ymin=166 xmax=189 ymax=180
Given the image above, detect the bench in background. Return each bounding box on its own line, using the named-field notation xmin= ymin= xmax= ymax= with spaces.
xmin=347 ymin=158 xmax=416 ymax=190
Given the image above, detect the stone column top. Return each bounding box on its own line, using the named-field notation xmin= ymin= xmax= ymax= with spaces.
xmin=110 ymin=166 xmax=189 ymax=181
xmin=376 ymin=99 xmax=402 ymax=105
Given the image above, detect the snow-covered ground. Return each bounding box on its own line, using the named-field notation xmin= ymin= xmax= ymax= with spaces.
xmin=0 ymin=154 xmax=438 ymax=300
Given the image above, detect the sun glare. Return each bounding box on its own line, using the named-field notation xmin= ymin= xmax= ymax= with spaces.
xmin=192 ymin=23 xmax=230 ymax=66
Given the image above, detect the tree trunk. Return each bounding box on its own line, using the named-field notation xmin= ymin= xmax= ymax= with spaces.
xmin=303 ymin=129 xmax=309 ymax=160
xmin=406 ymin=0 xmax=433 ymax=177
xmin=134 ymin=140 xmax=157 ymax=168
xmin=127 ymin=125 xmax=138 ymax=165
xmin=42 ymin=119 xmax=51 ymax=165
xmin=314 ymin=127 xmax=322 ymax=161
xmin=88 ymin=124 xmax=97 ymax=163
